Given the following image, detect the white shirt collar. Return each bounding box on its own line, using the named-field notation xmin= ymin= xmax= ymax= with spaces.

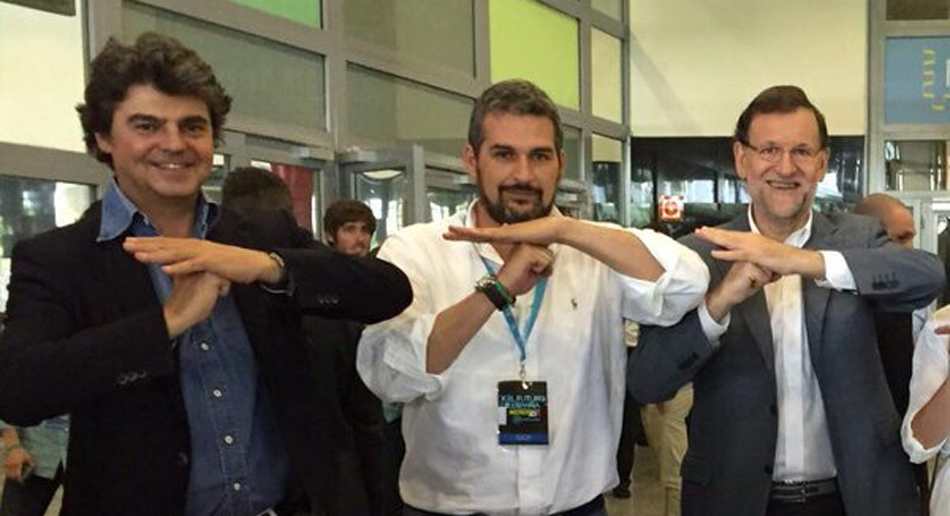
xmin=747 ymin=204 xmax=813 ymax=249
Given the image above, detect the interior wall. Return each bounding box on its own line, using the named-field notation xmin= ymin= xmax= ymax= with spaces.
xmin=629 ymin=0 xmax=867 ymax=137
xmin=0 ymin=1 xmax=86 ymax=152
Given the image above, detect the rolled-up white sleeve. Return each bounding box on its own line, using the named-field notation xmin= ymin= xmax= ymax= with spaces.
xmin=617 ymin=228 xmax=709 ymax=326
xmin=357 ymin=231 xmax=448 ymax=404
xmin=902 ymin=318 xmax=950 ymax=463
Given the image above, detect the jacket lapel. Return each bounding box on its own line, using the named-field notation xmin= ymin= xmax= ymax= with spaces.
xmin=803 ymin=212 xmax=835 ymax=376
xmin=720 ymin=216 xmax=776 ymax=376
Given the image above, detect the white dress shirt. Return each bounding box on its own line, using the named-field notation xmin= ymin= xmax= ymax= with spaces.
xmin=699 ymin=209 xmax=856 ymax=482
xmin=903 ymin=305 xmax=950 ymax=516
xmin=357 ymin=204 xmax=708 ymax=515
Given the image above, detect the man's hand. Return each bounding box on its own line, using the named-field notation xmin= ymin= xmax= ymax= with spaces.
xmin=4 ymin=445 xmax=33 ymax=482
xmin=124 ymin=237 xmax=282 ymax=285
xmin=444 ymin=217 xmax=568 ymax=246
xmin=695 ymin=227 xmax=825 ymax=279
xmin=496 ymin=244 xmax=555 ymax=297
xmin=163 ymin=272 xmax=231 ymax=338
xmin=705 ymin=261 xmax=776 ymax=323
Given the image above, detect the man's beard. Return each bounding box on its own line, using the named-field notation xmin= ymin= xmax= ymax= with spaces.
xmin=478 ymin=180 xmax=554 ymax=224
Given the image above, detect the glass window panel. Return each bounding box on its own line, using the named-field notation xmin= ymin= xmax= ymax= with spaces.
xmin=124 ymin=2 xmax=327 ymax=133
xmin=887 ymin=0 xmax=950 ymax=20
xmin=592 ymin=0 xmax=623 ymax=20
xmin=347 ymin=65 xmax=473 ymax=157
xmin=354 ymin=169 xmax=407 ymax=245
xmin=592 ymin=29 xmax=623 ymax=123
xmin=223 ymin=0 xmax=322 ymax=28
xmin=345 ymin=0 xmax=474 ymax=76
xmin=0 ymin=0 xmax=85 ymax=151
xmin=562 ymin=126 xmax=582 ymax=181
xmin=490 ymin=0 xmax=580 ymax=109
xmin=630 ymin=164 xmax=654 ymax=228
xmin=428 ymin=188 xmax=474 ymax=223
xmin=884 ymin=140 xmax=949 ymax=191
xmin=592 ymin=134 xmax=622 ymax=222
xmin=1 ymin=176 xmax=95 ymax=312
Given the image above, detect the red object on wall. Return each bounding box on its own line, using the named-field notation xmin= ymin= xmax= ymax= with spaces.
xmin=658 ymin=194 xmax=684 ymax=222
xmin=271 ymin=164 xmax=313 ymax=231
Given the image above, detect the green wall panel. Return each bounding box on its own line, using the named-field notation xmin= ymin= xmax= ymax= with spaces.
xmin=224 ymin=0 xmax=321 ymax=28
xmin=489 ymin=0 xmax=579 ymax=109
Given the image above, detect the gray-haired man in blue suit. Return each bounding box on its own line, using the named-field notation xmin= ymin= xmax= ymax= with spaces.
xmin=629 ymin=85 xmax=943 ymax=516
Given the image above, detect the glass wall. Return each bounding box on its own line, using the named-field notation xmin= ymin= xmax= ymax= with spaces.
xmin=223 ymin=0 xmax=322 ymax=28
xmin=0 ymin=176 xmax=95 ymax=312
xmin=489 ymin=0 xmax=580 ymax=110
xmin=124 ymin=2 xmax=328 ymax=135
xmin=0 ymin=0 xmax=85 ymax=152
xmin=592 ymin=29 xmax=623 ymax=123
xmin=346 ymin=65 xmax=473 ymax=157
xmin=592 ymin=134 xmax=622 ymax=222
xmin=345 ymin=0 xmax=475 ymax=75
xmin=887 ymin=0 xmax=950 ymax=20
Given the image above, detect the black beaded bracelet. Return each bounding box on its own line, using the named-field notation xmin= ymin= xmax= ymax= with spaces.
xmin=475 ymin=275 xmax=515 ymax=310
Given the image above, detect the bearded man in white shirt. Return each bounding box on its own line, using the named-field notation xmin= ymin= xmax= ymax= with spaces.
xmin=356 ymin=79 xmax=709 ymax=516
xmin=629 ymin=85 xmax=944 ymax=516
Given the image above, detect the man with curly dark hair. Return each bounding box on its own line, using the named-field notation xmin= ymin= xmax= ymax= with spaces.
xmin=0 ymin=32 xmax=412 ymax=516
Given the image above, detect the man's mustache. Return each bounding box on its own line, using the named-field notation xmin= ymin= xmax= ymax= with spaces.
xmin=499 ymin=184 xmax=542 ymax=196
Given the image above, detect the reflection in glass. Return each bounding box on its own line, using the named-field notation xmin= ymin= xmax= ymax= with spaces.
xmin=1 ymin=176 xmax=95 ymax=312
xmin=345 ymin=0 xmax=474 ymax=75
xmin=347 ymin=65 xmax=472 ymax=157
xmin=124 ymin=3 xmax=327 ymax=133
xmin=592 ymin=134 xmax=623 ymax=222
xmin=887 ymin=0 xmax=950 ymax=20
xmin=563 ymin=126 xmax=582 ymax=181
xmin=592 ymin=29 xmax=623 ymax=123
xmin=629 ymin=165 xmax=654 ymax=228
xmin=428 ymin=188 xmax=473 ymax=223
xmin=354 ymin=169 xmax=406 ymax=246
xmin=885 ymin=140 xmax=948 ymax=191
xmin=201 ymin=154 xmax=230 ymax=203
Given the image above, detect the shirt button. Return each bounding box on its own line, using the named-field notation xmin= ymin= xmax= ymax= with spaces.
xmin=223 ymin=435 xmax=234 ymax=445
xmin=200 ymin=342 xmax=210 ymax=351
xmin=232 ymin=482 xmax=242 ymax=491
xmin=212 ymin=388 xmax=223 ymax=398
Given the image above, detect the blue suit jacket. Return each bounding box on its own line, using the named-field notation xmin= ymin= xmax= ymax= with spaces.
xmin=629 ymin=211 xmax=943 ymax=516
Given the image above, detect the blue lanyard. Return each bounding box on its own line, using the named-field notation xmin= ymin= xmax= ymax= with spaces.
xmin=478 ymin=256 xmax=548 ymax=366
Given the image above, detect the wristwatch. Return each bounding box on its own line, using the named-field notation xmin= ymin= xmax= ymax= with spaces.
xmin=475 ymin=275 xmax=515 ymax=310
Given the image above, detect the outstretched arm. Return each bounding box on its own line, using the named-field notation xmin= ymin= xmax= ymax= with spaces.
xmin=445 ymin=216 xmax=663 ymax=281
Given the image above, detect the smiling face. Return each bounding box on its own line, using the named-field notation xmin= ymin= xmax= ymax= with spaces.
xmin=464 ymin=112 xmax=563 ymax=226
xmin=94 ymin=83 xmax=214 ymax=215
xmin=734 ymin=108 xmax=828 ymax=239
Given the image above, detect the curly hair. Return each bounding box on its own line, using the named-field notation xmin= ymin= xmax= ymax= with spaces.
xmin=76 ymin=32 xmax=232 ymax=167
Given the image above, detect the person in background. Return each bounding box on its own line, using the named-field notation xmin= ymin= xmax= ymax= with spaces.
xmin=0 ymin=417 xmax=68 ymax=516
xmin=221 ymin=169 xmax=389 ymax=516
xmin=854 ymin=192 xmax=931 ymax=515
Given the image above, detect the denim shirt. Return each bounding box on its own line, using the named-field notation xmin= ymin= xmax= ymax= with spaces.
xmin=98 ymin=181 xmax=289 ymax=516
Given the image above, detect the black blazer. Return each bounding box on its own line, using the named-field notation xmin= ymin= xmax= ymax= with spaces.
xmin=0 ymin=205 xmax=412 ymax=516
